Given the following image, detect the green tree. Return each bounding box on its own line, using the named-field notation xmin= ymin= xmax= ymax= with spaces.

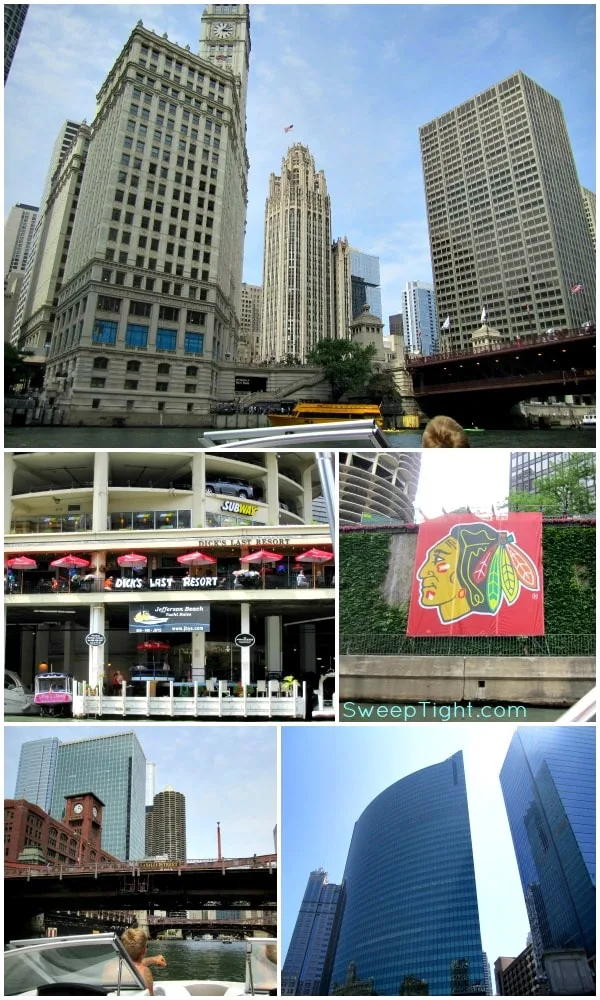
xmin=364 ymin=370 xmax=402 ymax=404
xmin=307 ymin=338 xmax=377 ymax=401
xmin=4 ymin=344 xmax=35 ymax=395
xmin=507 ymin=454 xmax=596 ymax=515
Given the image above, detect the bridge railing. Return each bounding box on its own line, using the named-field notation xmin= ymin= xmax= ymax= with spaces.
xmin=414 ymin=368 xmax=593 ymax=395
xmin=4 ymin=854 xmax=277 ymax=879
xmin=406 ymin=327 xmax=594 ymax=367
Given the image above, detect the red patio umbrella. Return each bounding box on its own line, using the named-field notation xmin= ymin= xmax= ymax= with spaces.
xmin=295 ymin=547 xmax=334 ymax=587
xmin=50 ymin=555 xmax=91 ymax=568
xmin=6 ymin=555 xmax=38 ymax=594
xmin=176 ymin=551 xmax=217 ymax=565
xmin=7 ymin=556 xmax=38 ymax=569
xmin=136 ymin=640 xmax=171 ymax=651
xmin=240 ymin=549 xmax=283 ymax=589
xmin=117 ymin=553 xmax=148 ymax=567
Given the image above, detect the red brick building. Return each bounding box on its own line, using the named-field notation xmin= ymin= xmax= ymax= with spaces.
xmin=4 ymin=792 xmax=118 ymax=866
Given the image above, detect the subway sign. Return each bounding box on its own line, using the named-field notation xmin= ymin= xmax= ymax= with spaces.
xmin=221 ymin=500 xmax=259 ymax=516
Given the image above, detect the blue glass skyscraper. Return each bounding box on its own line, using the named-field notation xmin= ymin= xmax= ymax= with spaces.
xmin=283 ymin=869 xmax=344 ymax=995
xmin=330 ymin=752 xmax=487 ymax=996
xmin=350 ymin=249 xmax=382 ymax=320
xmin=500 ymin=728 xmax=596 ymax=973
xmin=14 ymin=737 xmax=59 ymax=814
xmin=49 ymin=732 xmax=147 ymax=860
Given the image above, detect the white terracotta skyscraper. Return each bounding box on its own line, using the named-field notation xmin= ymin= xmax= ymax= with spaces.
xmin=261 ymin=144 xmax=333 ymax=362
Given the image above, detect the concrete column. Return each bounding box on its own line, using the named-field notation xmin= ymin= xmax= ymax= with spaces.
xmin=191 ymin=453 xmax=207 ymax=529
xmin=92 ymin=451 xmax=110 ymax=532
xmin=133 ymin=911 xmax=149 ymax=933
xmin=301 ymin=466 xmax=313 ymax=523
xmin=191 ymin=632 xmax=206 ymax=683
xmin=35 ymin=624 xmax=50 ymax=670
xmin=20 ymin=631 xmax=35 ymax=687
xmin=299 ymin=623 xmax=316 ymax=675
xmin=88 ymin=605 xmax=105 ymax=690
xmin=265 ymin=452 xmax=279 ymax=524
xmin=265 ymin=616 xmax=282 ymax=677
xmin=93 ymin=550 xmax=107 ymax=587
xmin=240 ymin=603 xmax=251 ymax=685
xmin=63 ymin=622 xmax=73 ymax=675
xmin=4 ymin=453 xmax=16 ymax=534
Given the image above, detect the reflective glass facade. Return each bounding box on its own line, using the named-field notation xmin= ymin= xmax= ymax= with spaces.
xmin=350 ymin=249 xmax=382 ymax=320
xmin=330 ymin=752 xmax=487 ymax=996
xmin=500 ymin=727 xmax=596 ymax=969
xmin=14 ymin=737 xmax=59 ymax=813
xmin=283 ymin=869 xmax=343 ymax=995
xmin=50 ymin=732 xmax=146 ymax=860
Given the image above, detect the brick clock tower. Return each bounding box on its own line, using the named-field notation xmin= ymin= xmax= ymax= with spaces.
xmin=64 ymin=792 xmax=104 ymax=848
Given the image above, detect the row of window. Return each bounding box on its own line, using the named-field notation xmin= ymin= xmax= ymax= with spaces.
xmin=93 ymin=358 xmax=199 ymax=376
xmin=90 ymin=377 xmax=199 ymax=394
xmin=93 ymin=320 xmax=204 ymax=354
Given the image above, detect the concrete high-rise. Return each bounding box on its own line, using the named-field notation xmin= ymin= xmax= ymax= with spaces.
xmin=420 ymin=71 xmax=596 ymax=351
xmin=11 ymin=124 xmax=89 ymax=361
xmin=580 ymin=186 xmax=596 ymax=251
xmin=48 ymin=731 xmax=147 ymax=860
xmin=145 ymin=786 xmax=187 ymax=861
xmin=402 ymin=280 xmax=438 ymax=355
xmin=4 ymin=204 xmax=38 ymax=278
xmin=330 ymin=752 xmax=488 ymax=996
xmin=350 ymin=248 xmax=382 ymax=321
xmin=339 ymin=451 xmax=422 ymax=527
xmin=509 ymin=451 xmax=595 ymax=511
xmin=41 ymin=5 xmax=251 ymax=423
xmin=282 ymin=868 xmax=343 ymax=996
xmin=500 ymin=728 xmax=596 ymax=979
xmin=4 ymin=5 xmax=29 ymax=84
xmin=494 ymin=943 xmax=541 ymax=996
xmin=332 ymin=237 xmax=353 ymax=341
xmin=238 ymin=281 xmax=262 ymax=362
xmin=14 ymin=737 xmax=59 ymax=814
xmin=261 ymin=144 xmax=333 ymax=362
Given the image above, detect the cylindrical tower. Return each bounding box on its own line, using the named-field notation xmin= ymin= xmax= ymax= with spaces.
xmin=150 ymin=786 xmax=186 ymax=861
xmin=339 ymin=451 xmax=422 ymax=526
xmin=330 ymin=752 xmax=487 ymax=996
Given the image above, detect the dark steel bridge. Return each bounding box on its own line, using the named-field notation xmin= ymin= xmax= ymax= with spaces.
xmin=406 ymin=327 xmax=595 ymax=425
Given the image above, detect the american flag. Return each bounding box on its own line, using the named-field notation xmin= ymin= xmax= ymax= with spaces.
xmin=571 ymin=283 xmax=584 ymax=294
xmin=284 ymin=124 xmax=294 ymax=133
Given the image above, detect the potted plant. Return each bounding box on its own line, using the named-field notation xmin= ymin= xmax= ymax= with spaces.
xmin=282 ymin=675 xmax=296 ymax=695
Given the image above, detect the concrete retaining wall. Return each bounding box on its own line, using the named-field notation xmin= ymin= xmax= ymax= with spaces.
xmin=340 ymin=655 xmax=596 ymax=706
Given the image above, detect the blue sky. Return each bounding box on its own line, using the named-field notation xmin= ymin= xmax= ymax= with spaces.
xmin=4 ymin=4 xmax=595 ymax=333
xmin=282 ymin=725 xmax=534 ymax=970
xmin=4 ymin=724 xmax=277 ymax=859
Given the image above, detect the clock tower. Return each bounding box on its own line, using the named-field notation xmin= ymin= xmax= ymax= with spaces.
xmin=199 ymin=4 xmax=251 ymax=113
xmin=64 ymin=792 xmax=105 ymax=848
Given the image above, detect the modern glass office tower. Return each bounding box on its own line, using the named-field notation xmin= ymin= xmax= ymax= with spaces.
xmin=14 ymin=737 xmax=59 ymax=814
xmin=4 ymin=4 xmax=29 ymax=83
xmin=499 ymin=728 xmax=596 ymax=973
xmin=49 ymin=732 xmax=147 ymax=860
xmin=350 ymin=249 xmax=382 ymax=321
xmin=282 ymin=869 xmax=343 ymax=996
xmin=329 ymin=752 xmax=487 ymax=996
xmin=402 ymin=280 xmax=438 ymax=356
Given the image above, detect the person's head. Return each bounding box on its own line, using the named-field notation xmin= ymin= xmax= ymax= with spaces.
xmin=422 ymin=415 xmax=470 ymax=448
xmin=121 ymin=927 xmax=148 ymax=963
xmin=417 ymin=521 xmax=539 ymax=622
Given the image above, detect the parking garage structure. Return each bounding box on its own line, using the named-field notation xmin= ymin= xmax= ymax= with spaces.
xmin=5 ymin=451 xmax=334 ymax=708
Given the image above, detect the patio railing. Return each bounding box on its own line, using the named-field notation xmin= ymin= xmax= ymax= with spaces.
xmin=6 ymin=569 xmax=334 ymax=595
xmin=340 ymin=633 xmax=595 ymax=657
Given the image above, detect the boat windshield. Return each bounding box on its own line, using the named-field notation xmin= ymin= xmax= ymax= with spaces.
xmin=245 ymin=937 xmax=277 ymax=994
xmin=36 ymin=675 xmax=70 ymax=693
xmin=4 ymin=935 xmax=144 ymax=995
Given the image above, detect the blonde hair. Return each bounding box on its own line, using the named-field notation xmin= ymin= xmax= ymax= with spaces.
xmin=121 ymin=927 xmax=148 ymax=962
xmin=422 ymin=415 xmax=470 ymax=448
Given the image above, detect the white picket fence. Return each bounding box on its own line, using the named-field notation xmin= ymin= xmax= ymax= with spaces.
xmin=73 ymin=680 xmax=306 ymax=719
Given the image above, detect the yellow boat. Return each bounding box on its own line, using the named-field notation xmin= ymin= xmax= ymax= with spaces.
xmin=268 ymin=402 xmax=384 ymax=427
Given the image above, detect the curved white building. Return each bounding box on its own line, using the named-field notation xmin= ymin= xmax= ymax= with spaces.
xmin=339 ymin=452 xmax=421 ymax=526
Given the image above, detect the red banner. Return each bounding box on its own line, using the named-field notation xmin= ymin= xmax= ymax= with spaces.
xmin=407 ymin=513 xmax=544 ymax=636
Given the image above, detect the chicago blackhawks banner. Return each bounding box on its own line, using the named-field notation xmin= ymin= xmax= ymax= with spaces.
xmin=407 ymin=513 xmax=544 ymax=637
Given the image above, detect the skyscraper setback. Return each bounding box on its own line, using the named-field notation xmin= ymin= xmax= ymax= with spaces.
xmin=329 ymin=752 xmax=488 ymax=996
xmin=261 ymin=144 xmax=333 ymax=362
xmin=420 ymin=71 xmax=595 ymax=351
xmin=40 ymin=5 xmax=251 ymax=423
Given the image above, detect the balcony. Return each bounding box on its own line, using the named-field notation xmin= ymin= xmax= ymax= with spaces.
xmin=5 ymin=568 xmax=335 ymax=595
xmin=10 ymin=507 xmax=303 ymax=534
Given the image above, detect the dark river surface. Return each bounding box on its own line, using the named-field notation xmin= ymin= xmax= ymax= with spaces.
xmin=148 ymin=938 xmax=246 ymax=985
xmin=4 ymin=426 xmax=595 ymax=450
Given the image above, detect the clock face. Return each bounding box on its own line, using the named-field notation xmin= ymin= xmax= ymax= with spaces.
xmin=73 ymin=803 xmax=83 ymax=814
xmin=92 ymin=806 xmax=98 ymax=818
xmin=212 ymin=22 xmax=234 ymax=39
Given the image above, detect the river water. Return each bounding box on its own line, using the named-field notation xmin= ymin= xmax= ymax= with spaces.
xmin=150 ymin=939 xmax=246 ymax=986
xmin=4 ymin=426 xmax=595 ymax=449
